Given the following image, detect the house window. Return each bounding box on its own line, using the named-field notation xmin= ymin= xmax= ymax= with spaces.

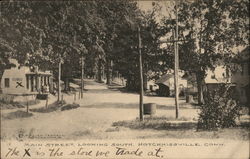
xmin=4 ymin=78 xmax=10 ymax=88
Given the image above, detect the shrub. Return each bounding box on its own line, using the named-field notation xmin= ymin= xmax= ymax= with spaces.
xmin=3 ymin=110 xmax=33 ymax=120
xmin=0 ymin=94 xmax=40 ymax=109
xmin=197 ymin=84 xmax=242 ymax=130
xmin=61 ymin=103 xmax=80 ymax=111
xmin=30 ymin=100 xmax=66 ymax=113
xmin=0 ymin=94 xmax=15 ymax=104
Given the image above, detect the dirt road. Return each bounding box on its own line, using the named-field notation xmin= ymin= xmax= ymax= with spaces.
xmin=1 ymin=79 xmax=247 ymax=141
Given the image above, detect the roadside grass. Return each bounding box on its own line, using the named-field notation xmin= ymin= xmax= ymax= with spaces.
xmin=113 ymin=116 xmax=197 ymax=130
xmin=147 ymin=127 xmax=250 ymax=140
xmin=30 ymin=100 xmax=66 ymax=113
xmin=0 ymin=94 xmax=40 ymax=109
xmin=30 ymin=100 xmax=80 ymax=113
xmin=112 ymin=116 xmax=250 ymax=140
xmin=61 ymin=103 xmax=80 ymax=111
xmin=70 ymin=129 xmax=93 ymax=137
xmin=2 ymin=110 xmax=33 ymax=120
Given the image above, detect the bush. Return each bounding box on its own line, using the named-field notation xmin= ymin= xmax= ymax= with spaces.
xmin=30 ymin=100 xmax=66 ymax=113
xmin=197 ymin=84 xmax=242 ymax=130
xmin=61 ymin=103 xmax=80 ymax=111
xmin=0 ymin=94 xmax=40 ymax=109
xmin=0 ymin=94 xmax=15 ymax=104
xmin=3 ymin=110 xmax=33 ymax=120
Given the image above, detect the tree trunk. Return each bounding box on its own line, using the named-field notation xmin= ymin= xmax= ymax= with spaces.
xmin=138 ymin=26 xmax=144 ymax=121
xmin=81 ymin=56 xmax=84 ymax=99
xmin=106 ymin=59 xmax=112 ymax=85
xmin=97 ymin=59 xmax=102 ymax=82
xmin=64 ymin=78 xmax=69 ymax=91
xmin=143 ymin=74 xmax=147 ymax=90
xmin=0 ymin=69 xmax=4 ymax=93
xmin=196 ymin=71 xmax=205 ymax=105
xmin=58 ymin=60 xmax=61 ymax=101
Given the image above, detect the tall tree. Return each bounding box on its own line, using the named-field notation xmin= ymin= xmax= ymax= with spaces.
xmin=161 ymin=0 xmax=249 ymax=104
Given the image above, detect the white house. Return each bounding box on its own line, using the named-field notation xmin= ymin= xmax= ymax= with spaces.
xmin=1 ymin=59 xmax=53 ymax=95
xmin=205 ymin=65 xmax=231 ymax=84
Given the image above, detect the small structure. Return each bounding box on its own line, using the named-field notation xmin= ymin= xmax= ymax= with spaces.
xmin=156 ymin=72 xmax=187 ymax=97
xmin=1 ymin=60 xmax=53 ymax=95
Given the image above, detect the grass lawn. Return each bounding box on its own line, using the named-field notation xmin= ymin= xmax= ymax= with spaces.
xmin=112 ymin=116 xmax=250 ymax=140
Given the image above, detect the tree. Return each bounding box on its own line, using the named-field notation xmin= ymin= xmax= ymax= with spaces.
xmin=0 ymin=1 xmax=107 ymax=87
xmin=161 ymin=0 xmax=249 ymax=104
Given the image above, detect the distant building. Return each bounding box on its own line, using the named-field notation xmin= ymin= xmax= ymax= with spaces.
xmin=1 ymin=59 xmax=53 ymax=95
xmin=204 ymin=47 xmax=249 ymax=105
xmin=156 ymin=71 xmax=187 ymax=97
xmin=205 ymin=65 xmax=231 ymax=90
xmin=231 ymin=47 xmax=250 ymax=105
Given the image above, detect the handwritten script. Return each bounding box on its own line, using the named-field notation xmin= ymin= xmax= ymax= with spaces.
xmin=4 ymin=146 xmax=165 ymax=158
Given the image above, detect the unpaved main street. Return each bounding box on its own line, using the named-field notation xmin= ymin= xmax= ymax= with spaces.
xmin=0 ymin=79 xmax=247 ymax=141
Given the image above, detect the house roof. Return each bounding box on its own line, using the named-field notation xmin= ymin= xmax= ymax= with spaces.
xmin=156 ymin=73 xmax=186 ymax=86
xmin=156 ymin=74 xmax=174 ymax=84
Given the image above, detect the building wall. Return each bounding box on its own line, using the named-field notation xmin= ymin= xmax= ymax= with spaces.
xmin=205 ymin=66 xmax=231 ymax=84
xmin=1 ymin=67 xmax=29 ymax=95
xmin=204 ymin=61 xmax=249 ymax=105
xmin=231 ymin=62 xmax=250 ymax=104
xmin=168 ymin=78 xmax=187 ymax=91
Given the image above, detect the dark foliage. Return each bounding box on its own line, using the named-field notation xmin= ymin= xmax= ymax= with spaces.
xmin=61 ymin=103 xmax=80 ymax=111
xmin=2 ymin=110 xmax=33 ymax=120
xmin=197 ymin=84 xmax=242 ymax=130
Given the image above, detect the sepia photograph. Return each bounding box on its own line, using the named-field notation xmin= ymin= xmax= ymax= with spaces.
xmin=0 ymin=0 xmax=249 ymax=158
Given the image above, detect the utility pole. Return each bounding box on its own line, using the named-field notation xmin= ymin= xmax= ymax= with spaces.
xmin=138 ymin=26 xmax=144 ymax=121
xmin=81 ymin=55 xmax=84 ymax=99
xmin=159 ymin=1 xmax=187 ymax=119
xmin=174 ymin=1 xmax=179 ymax=119
xmin=58 ymin=56 xmax=61 ymax=101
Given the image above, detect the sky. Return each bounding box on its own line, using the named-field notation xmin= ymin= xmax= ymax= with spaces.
xmin=137 ymin=1 xmax=176 ymax=47
xmin=137 ymin=1 xmax=174 ymax=18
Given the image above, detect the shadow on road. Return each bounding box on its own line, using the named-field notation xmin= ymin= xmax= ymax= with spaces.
xmin=80 ymin=103 xmax=198 ymax=110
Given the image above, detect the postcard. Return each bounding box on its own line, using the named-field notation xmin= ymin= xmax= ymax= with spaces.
xmin=1 ymin=0 xmax=249 ymax=159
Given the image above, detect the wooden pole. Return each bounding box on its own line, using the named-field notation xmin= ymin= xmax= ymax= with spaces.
xmin=45 ymin=95 xmax=48 ymax=108
xmin=81 ymin=56 xmax=84 ymax=99
xmin=138 ymin=26 xmax=144 ymax=121
xmin=26 ymin=96 xmax=29 ymax=113
xmin=58 ymin=57 xmax=61 ymax=102
xmin=174 ymin=1 xmax=179 ymax=119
